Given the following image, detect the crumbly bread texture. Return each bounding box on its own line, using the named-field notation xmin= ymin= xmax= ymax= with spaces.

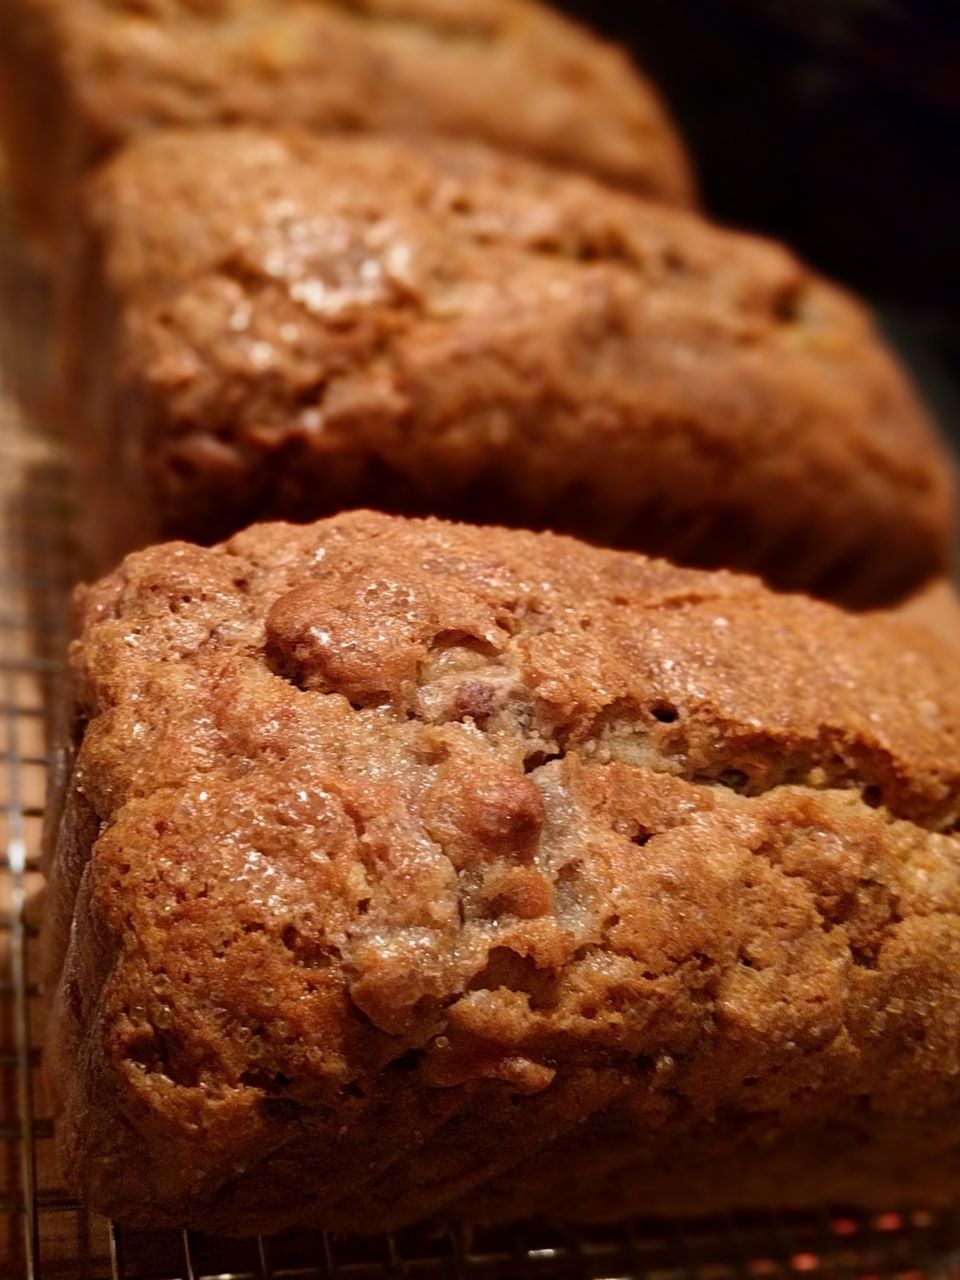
xmin=47 ymin=510 xmax=960 ymax=1235
xmin=63 ymin=130 xmax=952 ymax=605
xmin=0 ymin=0 xmax=692 ymax=251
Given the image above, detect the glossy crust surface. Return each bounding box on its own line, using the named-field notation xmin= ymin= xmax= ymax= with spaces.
xmin=0 ymin=0 xmax=693 ymax=248
xmin=47 ymin=511 xmax=960 ymax=1234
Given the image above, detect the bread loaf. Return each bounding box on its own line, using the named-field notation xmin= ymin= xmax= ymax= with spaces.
xmin=47 ymin=510 xmax=960 ymax=1234
xmin=62 ymin=130 xmax=952 ymax=604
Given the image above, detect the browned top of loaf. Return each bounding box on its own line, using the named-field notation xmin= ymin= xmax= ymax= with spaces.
xmin=9 ymin=0 xmax=692 ymax=202
xmin=69 ymin=512 xmax=960 ymax=837
xmin=50 ymin=513 xmax=960 ymax=1232
xmin=70 ymin=130 xmax=952 ymax=604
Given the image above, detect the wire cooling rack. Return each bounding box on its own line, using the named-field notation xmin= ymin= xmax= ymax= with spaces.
xmin=2 ymin=208 xmax=960 ymax=1280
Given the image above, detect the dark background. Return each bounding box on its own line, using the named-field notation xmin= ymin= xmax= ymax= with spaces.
xmin=558 ymin=0 xmax=960 ymax=447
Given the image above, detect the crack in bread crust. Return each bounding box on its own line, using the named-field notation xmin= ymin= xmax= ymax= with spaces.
xmin=46 ymin=513 xmax=960 ymax=1233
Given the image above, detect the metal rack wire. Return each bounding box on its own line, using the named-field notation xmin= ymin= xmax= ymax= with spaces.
xmin=2 ymin=209 xmax=960 ymax=1280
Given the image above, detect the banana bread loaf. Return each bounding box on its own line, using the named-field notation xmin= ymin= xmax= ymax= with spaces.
xmin=47 ymin=510 xmax=960 ymax=1234
xmin=0 ymin=0 xmax=693 ymax=252
xmin=63 ymin=129 xmax=952 ymax=605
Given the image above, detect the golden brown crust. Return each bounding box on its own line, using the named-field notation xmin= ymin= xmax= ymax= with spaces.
xmin=0 ymin=0 xmax=693 ymax=249
xmin=63 ymin=129 xmax=953 ymax=605
xmin=47 ymin=511 xmax=960 ymax=1233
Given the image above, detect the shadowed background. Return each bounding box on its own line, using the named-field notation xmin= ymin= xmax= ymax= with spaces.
xmin=559 ymin=0 xmax=960 ymax=448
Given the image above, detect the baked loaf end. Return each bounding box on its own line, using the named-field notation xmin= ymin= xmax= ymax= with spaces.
xmin=47 ymin=511 xmax=960 ymax=1234
xmin=65 ymin=130 xmax=952 ymax=605
xmin=0 ymin=0 xmax=693 ymax=250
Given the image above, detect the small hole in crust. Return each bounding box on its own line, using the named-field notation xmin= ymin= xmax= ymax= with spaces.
xmin=240 ymin=1067 xmax=293 ymax=1092
xmin=281 ymin=925 xmax=335 ymax=970
xmin=125 ymin=1029 xmax=200 ymax=1088
xmin=387 ymin=1048 xmax=423 ymax=1075
xmin=850 ymin=945 xmax=880 ymax=970
xmin=862 ymin=785 xmax=883 ymax=809
xmin=469 ymin=947 xmax=559 ymax=1011
xmin=650 ymin=703 xmax=679 ymax=724
xmin=718 ymin=768 xmax=750 ymax=792
xmin=523 ymin=749 xmax=562 ymax=774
